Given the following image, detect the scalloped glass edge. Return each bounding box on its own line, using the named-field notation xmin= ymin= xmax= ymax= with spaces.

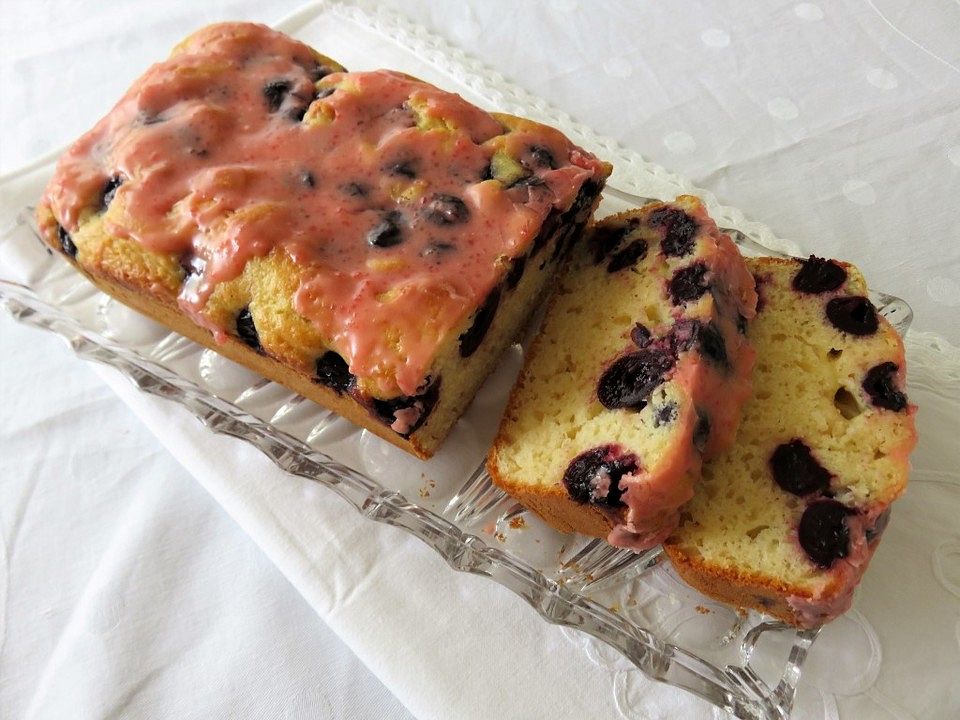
xmin=0 ymin=3 xmax=918 ymax=717
xmin=0 ymin=199 xmax=913 ymax=720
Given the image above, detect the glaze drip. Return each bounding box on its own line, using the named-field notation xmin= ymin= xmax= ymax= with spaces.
xmin=41 ymin=22 xmax=606 ymax=396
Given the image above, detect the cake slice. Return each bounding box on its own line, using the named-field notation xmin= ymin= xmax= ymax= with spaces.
xmin=664 ymin=256 xmax=917 ymax=627
xmin=36 ymin=22 xmax=611 ymax=459
xmin=488 ymin=196 xmax=758 ymax=550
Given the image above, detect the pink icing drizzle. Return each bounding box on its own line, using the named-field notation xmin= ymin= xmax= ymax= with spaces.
xmin=606 ymin=202 xmax=758 ymax=552
xmin=41 ymin=22 xmax=606 ymax=396
xmin=787 ymin=509 xmax=878 ymax=628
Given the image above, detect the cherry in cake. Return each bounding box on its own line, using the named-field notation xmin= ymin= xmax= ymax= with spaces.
xmin=665 ymin=256 xmax=916 ymax=627
xmin=489 ymin=196 xmax=758 ymax=550
xmin=37 ymin=22 xmax=612 ymax=458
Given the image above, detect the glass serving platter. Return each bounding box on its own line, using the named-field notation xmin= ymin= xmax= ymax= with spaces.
xmin=0 ymin=3 xmax=916 ymax=718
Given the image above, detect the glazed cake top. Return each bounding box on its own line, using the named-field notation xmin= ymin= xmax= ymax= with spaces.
xmin=40 ymin=22 xmax=609 ymax=396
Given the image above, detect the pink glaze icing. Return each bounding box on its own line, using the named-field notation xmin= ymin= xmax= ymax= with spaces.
xmin=674 ymin=224 xmax=757 ymax=459
xmin=41 ymin=22 xmax=607 ymax=397
xmin=786 ymin=505 xmax=888 ymax=628
xmin=785 ymin=305 xmax=917 ymax=626
xmin=605 ymin=202 xmax=758 ymax=552
xmin=607 ymin=400 xmax=701 ymax=551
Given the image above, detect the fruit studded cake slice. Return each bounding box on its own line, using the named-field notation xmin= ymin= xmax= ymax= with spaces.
xmin=664 ymin=256 xmax=917 ymax=627
xmin=36 ymin=22 xmax=611 ymax=458
xmin=488 ymin=196 xmax=758 ymax=550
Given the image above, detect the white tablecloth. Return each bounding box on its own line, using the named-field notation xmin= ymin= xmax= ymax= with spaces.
xmin=2 ymin=2 xmax=958 ymax=719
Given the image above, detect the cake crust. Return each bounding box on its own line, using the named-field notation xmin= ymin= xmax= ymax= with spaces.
xmin=486 ymin=461 xmax=613 ymax=537
xmin=488 ymin=197 xmax=757 ymax=549
xmin=38 ymin=22 xmax=611 ymax=458
xmin=664 ymin=256 xmax=917 ymax=627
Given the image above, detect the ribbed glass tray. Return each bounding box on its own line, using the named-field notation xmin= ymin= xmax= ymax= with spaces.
xmin=0 ymin=3 xmax=916 ymax=718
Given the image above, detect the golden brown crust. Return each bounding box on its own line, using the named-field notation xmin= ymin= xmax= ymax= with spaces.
xmin=37 ymin=22 xmax=616 ymax=459
xmin=41 ymin=175 xmax=609 ymax=460
xmin=663 ymin=545 xmax=801 ymax=625
xmin=37 ymin=29 xmax=612 ymax=460
xmin=487 ymin=449 xmax=614 ymax=537
xmin=487 ymin=197 xmax=756 ymax=544
xmin=48 ymin=246 xmax=435 ymax=458
xmin=485 ymin=250 xmax=618 ymax=539
xmin=663 ymin=255 xmax=915 ymax=627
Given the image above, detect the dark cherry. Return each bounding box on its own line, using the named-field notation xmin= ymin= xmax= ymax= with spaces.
xmin=862 ymin=362 xmax=907 ymax=411
xmin=669 ymin=319 xmax=701 ymax=354
xmin=100 ymin=175 xmax=124 ymax=210
xmin=798 ymin=500 xmax=852 ymax=568
xmin=607 ymin=239 xmax=649 ymax=273
xmin=387 ymin=160 xmax=417 ymax=178
xmin=589 ymin=221 xmax=633 ymax=264
xmin=288 ymin=104 xmax=310 ymax=122
xmin=371 ymin=377 xmax=440 ymax=437
xmin=648 ymin=207 xmax=698 ymax=258
xmin=263 ymin=79 xmax=292 ymax=113
xmin=57 ymin=224 xmax=77 ymax=258
xmin=792 ymin=255 xmax=847 ymax=294
xmin=736 ymin=313 xmax=749 ymax=335
xmin=653 ymin=401 xmax=677 ymax=427
xmin=139 ymin=111 xmax=165 ymax=125
xmin=630 ymin=323 xmax=651 ymax=348
xmin=423 ymin=193 xmax=469 ymax=226
xmin=235 ymin=306 xmax=262 ymax=353
xmin=826 ymin=296 xmax=879 ymax=336
xmin=180 ymin=253 xmax=205 ymax=278
xmin=549 ymin=222 xmax=577 ymax=263
xmin=530 ymin=181 xmax=592 ymax=258
xmin=367 ymin=211 xmax=404 ymax=248
xmin=421 ymin=241 xmax=455 ymax=258
xmin=299 ymin=170 xmax=316 ymax=188
xmin=597 ymin=349 xmax=675 ymax=411
xmin=526 ymin=145 xmax=556 ymax=169
xmin=508 ymin=174 xmax=547 ymax=191
xmin=865 ymin=509 xmax=891 ymax=544
xmin=531 ymin=210 xmax=561 ymax=256
xmin=770 ymin=439 xmax=832 ymax=496
xmin=459 ymin=286 xmax=501 ymax=357
xmin=505 ymin=255 xmax=527 ymax=289
xmin=287 ymin=88 xmax=317 ymax=122
xmin=668 ymin=320 xmax=725 ymax=368
xmin=562 ymin=445 xmax=639 ymax=507
xmin=342 ymin=182 xmax=369 ymax=197
xmin=570 ymin=179 xmax=600 ymax=222
xmin=693 ymin=410 xmax=711 ymax=452
xmin=310 ymin=64 xmax=334 ymax=82
xmin=697 ymin=322 xmax=729 ymax=369
xmin=669 ymin=263 xmax=710 ymax=305
xmin=315 ymin=351 xmax=354 ymax=394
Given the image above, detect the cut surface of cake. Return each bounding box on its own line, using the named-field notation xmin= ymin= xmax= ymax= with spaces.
xmin=664 ymin=256 xmax=917 ymax=627
xmin=37 ymin=22 xmax=611 ymax=458
xmin=488 ymin=196 xmax=758 ymax=550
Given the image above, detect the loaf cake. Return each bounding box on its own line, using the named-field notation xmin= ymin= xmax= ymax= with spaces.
xmin=488 ymin=197 xmax=758 ymax=550
xmin=664 ymin=256 xmax=917 ymax=627
xmin=37 ymin=22 xmax=611 ymax=458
